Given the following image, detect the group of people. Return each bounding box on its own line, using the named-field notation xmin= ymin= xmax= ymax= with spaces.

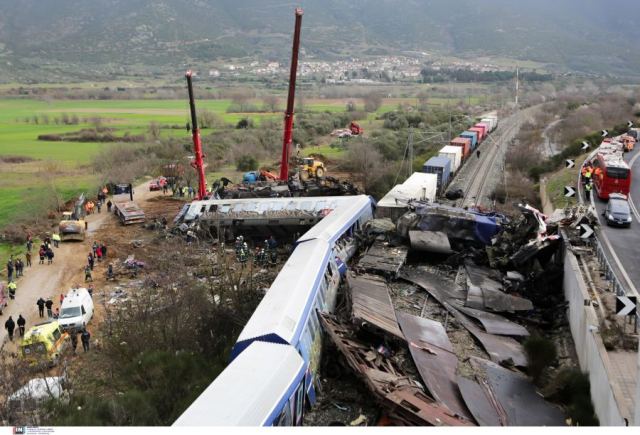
xmin=174 ymin=185 xmax=196 ymax=199
xmin=4 ymin=314 xmax=26 ymax=341
xmin=69 ymin=328 xmax=92 ymax=353
xmin=85 ymin=241 xmax=108 ymax=282
xmin=6 ymin=257 xmax=26 ymax=282
xmin=581 ymin=162 xmax=603 ymax=199
xmin=36 ymin=296 xmax=56 ymax=318
xmin=234 ymin=235 xmax=278 ymax=267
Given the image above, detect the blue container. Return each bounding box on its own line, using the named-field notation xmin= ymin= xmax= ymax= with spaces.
xmin=422 ymin=156 xmax=452 ymax=191
xmin=460 ymin=131 xmax=478 ymax=149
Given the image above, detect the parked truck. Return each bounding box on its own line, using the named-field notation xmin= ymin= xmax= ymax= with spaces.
xmin=111 ymin=183 xmax=145 ymax=225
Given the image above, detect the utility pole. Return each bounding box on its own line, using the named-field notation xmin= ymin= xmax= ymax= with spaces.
xmin=515 ymin=65 xmax=519 ymax=109
xmin=408 ymin=128 xmax=414 ymax=178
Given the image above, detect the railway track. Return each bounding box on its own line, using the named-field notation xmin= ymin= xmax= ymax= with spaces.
xmin=459 ymin=113 xmax=521 ymax=208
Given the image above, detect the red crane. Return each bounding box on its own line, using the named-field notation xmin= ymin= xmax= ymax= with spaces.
xmin=279 ymin=8 xmax=304 ymax=181
xmin=185 ymin=70 xmax=207 ymax=200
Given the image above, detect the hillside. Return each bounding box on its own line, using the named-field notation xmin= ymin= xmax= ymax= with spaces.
xmin=1 ymin=0 xmax=640 ymax=82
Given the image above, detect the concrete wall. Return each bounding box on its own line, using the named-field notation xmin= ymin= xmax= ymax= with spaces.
xmin=563 ymin=247 xmax=627 ymax=425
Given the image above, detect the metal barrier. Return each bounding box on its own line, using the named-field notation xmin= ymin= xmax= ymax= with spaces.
xmin=590 ymin=233 xmax=626 ymax=297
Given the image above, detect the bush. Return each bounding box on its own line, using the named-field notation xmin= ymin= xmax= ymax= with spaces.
xmin=546 ymin=368 xmax=599 ymax=426
xmin=235 ymin=154 xmax=258 ymax=171
xmin=523 ymin=334 xmax=557 ymax=383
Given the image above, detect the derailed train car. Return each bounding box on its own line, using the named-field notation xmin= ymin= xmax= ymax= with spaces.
xmin=174 ymin=195 xmax=374 ymax=426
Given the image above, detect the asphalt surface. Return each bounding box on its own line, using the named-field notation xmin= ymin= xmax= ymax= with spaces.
xmin=585 ymin=144 xmax=640 ymax=296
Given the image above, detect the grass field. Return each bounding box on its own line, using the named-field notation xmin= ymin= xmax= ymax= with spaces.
xmin=0 ymin=92 xmax=487 ymax=231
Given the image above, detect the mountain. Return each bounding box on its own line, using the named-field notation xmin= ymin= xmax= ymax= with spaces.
xmin=1 ymin=0 xmax=640 ymax=82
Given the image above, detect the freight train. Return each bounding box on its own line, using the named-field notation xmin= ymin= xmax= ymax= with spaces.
xmin=423 ymin=111 xmax=499 ymax=194
xmin=174 ymin=195 xmax=374 ymax=426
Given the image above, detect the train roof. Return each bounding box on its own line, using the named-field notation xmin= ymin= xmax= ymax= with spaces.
xmin=233 ymin=238 xmax=331 ymax=356
xmin=182 ymin=196 xmax=354 ymax=222
xmin=297 ymin=195 xmax=372 ymax=244
xmin=173 ymin=341 xmax=305 ymax=426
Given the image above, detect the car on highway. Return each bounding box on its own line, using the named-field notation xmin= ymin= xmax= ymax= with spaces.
xmin=603 ymin=193 xmax=633 ymax=227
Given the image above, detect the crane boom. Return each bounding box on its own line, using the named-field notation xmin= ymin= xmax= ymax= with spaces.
xmin=185 ymin=70 xmax=207 ymax=200
xmin=279 ymin=7 xmax=304 ymax=181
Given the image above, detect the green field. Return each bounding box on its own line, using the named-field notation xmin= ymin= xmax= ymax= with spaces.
xmin=0 ymin=93 xmax=483 ymax=231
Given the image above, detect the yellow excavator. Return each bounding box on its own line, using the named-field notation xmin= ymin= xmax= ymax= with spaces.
xmin=59 ymin=194 xmax=87 ymax=241
xmin=299 ymin=157 xmax=326 ymax=181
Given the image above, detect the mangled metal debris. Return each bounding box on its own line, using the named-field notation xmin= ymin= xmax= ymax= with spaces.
xmin=400 ymin=267 xmax=528 ymax=367
xmin=396 ymin=312 xmax=474 ymax=421
xmin=357 ymin=241 xmax=408 ymax=277
xmin=459 ymin=357 xmax=566 ymax=426
xmin=452 ymin=303 xmax=529 ymax=337
xmin=349 ymin=273 xmax=403 ymax=339
xmin=409 ymin=231 xmax=453 ymax=254
xmin=319 ymin=314 xmax=474 ymax=426
xmin=406 ymin=202 xmax=506 ymax=248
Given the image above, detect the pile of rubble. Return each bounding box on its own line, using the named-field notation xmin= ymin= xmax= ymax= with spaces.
xmin=312 ymin=202 xmax=599 ymax=426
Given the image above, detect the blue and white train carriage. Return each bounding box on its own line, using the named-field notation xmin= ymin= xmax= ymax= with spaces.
xmin=175 ymin=195 xmax=374 ymax=426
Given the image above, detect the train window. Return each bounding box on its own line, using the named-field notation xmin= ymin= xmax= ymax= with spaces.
xmin=295 ymin=384 xmax=305 ymax=424
xmin=276 ymin=401 xmax=293 ymax=426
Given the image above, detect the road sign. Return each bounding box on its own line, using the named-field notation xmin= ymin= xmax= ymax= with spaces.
xmin=564 ymin=186 xmax=575 ymax=197
xmin=580 ymin=223 xmax=594 ymax=239
xmin=581 ymin=141 xmax=590 ymax=150
xmin=565 ymin=159 xmax=575 ymax=169
xmin=616 ymin=296 xmax=637 ymax=316
xmin=628 ymin=120 xmax=634 ymax=128
xmin=601 ymin=129 xmax=608 ymax=137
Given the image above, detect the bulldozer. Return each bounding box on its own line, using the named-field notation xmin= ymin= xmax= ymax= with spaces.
xmin=59 ymin=194 xmax=87 ymax=241
xmin=299 ymin=157 xmax=326 ymax=181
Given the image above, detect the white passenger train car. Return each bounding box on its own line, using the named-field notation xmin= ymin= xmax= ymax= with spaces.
xmin=174 ymin=194 xmax=375 ymax=426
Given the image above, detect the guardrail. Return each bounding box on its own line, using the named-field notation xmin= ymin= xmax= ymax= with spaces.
xmin=589 ymin=233 xmax=626 ymax=297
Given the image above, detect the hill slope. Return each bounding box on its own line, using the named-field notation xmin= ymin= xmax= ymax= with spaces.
xmin=1 ymin=0 xmax=639 ymax=81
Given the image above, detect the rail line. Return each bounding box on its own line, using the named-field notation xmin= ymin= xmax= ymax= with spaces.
xmin=460 ymin=114 xmax=520 ymax=207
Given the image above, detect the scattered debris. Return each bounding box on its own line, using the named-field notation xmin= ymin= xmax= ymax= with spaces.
xmin=357 ymin=240 xmax=408 ymax=278
xmin=396 ymin=311 xmax=474 ymax=421
xmin=319 ymin=314 xmax=474 ymax=426
xmin=349 ymin=273 xmax=403 ymax=339
xmin=459 ymin=357 xmax=566 ymax=426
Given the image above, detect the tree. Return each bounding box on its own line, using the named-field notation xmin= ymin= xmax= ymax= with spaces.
xmin=236 ymin=154 xmax=258 ymax=171
xmin=262 ymin=95 xmax=280 ymax=112
xmin=363 ymin=92 xmax=383 ymax=113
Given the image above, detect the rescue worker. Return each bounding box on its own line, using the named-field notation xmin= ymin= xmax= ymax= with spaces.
xmin=39 ymin=247 xmax=45 ymax=264
xmin=70 ymin=330 xmax=78 ymax=354
xmin=594 ymin=166 xmax=603 ymax=182
xmin=476 ymin=150 xmax=481 ymax=159
xmin=268 ymin=236 xmax=278 ymax=264
xmin=52 ymin=233 xmax=60 ymax=248
xmin=46 ymin=247 xmax=54 ymax=264
xmin=88 ymin=253 xmax=94 ymax=270
xmin=53 ymin=308 xmax=59 ymax=319
xmin=17 ymin=314 xmax=26 ymax=337
xmin=96 ymin=201 xmax=101 ymax=213
xmin=101 ymin=243 xmax=108 ymax=258
xmin=45 ymin=298 xmax=53 ymax=317
xmin=36 ymin=297 xmax=45 ymax=318
xmin=25 ymin=251 xmax=32 ymax=267
xmin=6 ymin=259 xmax=13 ymax=282
xmin=81 ymin=329 xmax=91 ymax=352
xmin=85 ymin=265 xmax=93 ymax=282
xmin=4 ymin=316 xmax=15 ymax=341
xmin=238 ymin=242 xmax=248 ymax=266
xmin=92 ymin=241 xmax=98 ymax=257
xmin=107 ymin=263 xmax=114 ymax=281
xmin=7 ymin=281 xmax=17 ymax=300
xmin=585 ymin=180 xmax=593 ymax=200
xmin=107 ymin=200 xmax=113 ymax=213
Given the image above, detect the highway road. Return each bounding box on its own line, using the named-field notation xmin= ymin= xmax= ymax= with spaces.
xmin=584 ymin=144 xmax=640 ymax=296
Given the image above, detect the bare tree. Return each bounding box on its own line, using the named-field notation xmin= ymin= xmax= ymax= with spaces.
xmin=262 ymin=95 xmax=280 ymax=112
xmin=363 ymin=92 xmax=383 ymax=113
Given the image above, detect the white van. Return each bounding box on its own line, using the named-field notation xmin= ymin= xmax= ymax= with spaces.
xmin=58 ymin=288 xmax=94 ymax=331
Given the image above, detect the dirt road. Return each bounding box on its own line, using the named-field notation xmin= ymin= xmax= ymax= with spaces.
xmin=0 ymin=181 xmax=163 ymax=351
